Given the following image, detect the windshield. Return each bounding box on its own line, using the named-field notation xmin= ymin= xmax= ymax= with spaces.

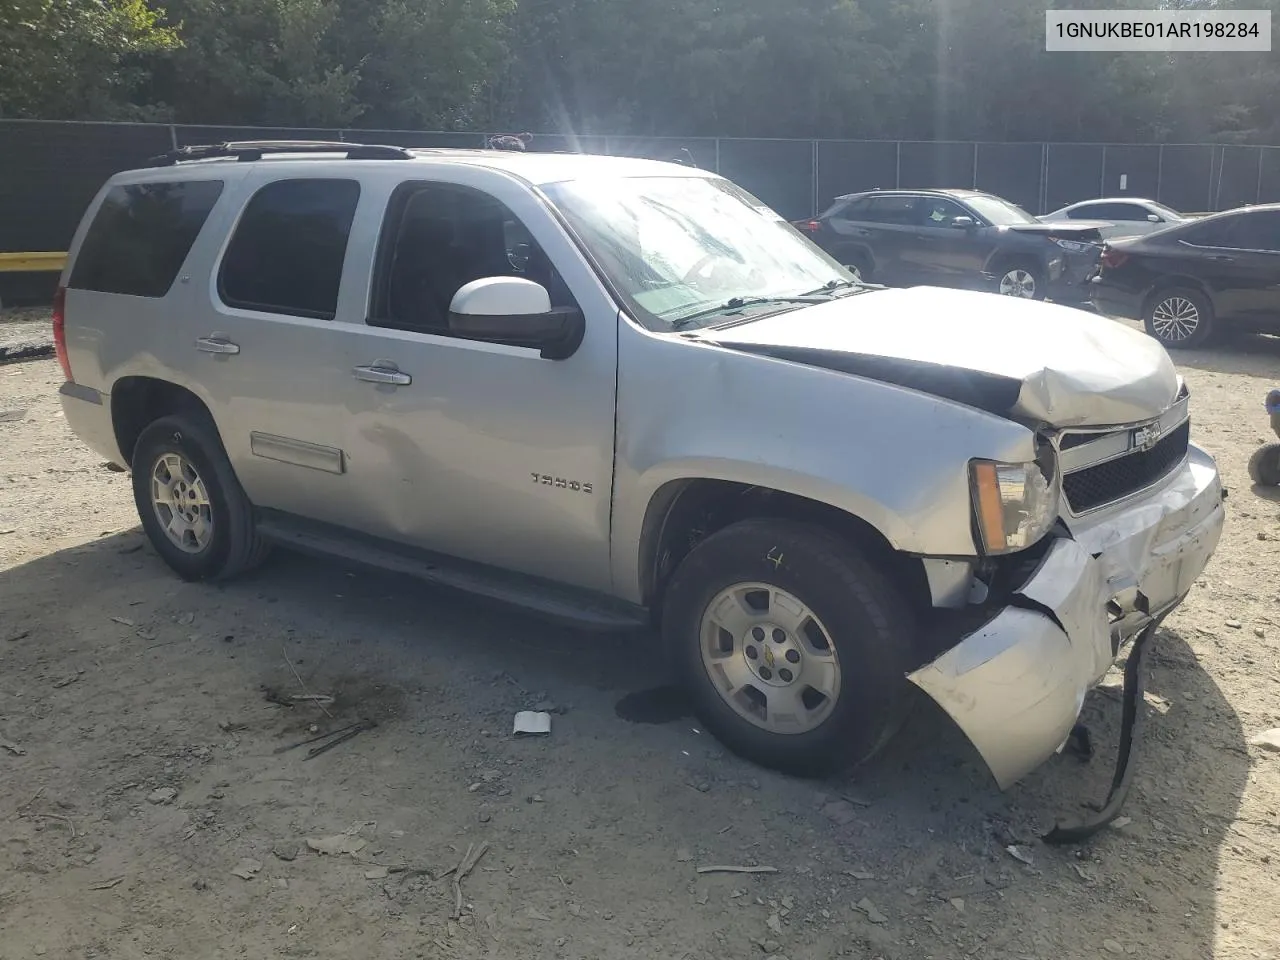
xmin=1148 ymin=200 xmax=1184 ymax=220
xmin=964 ymin=194 xmax=1039 ymax=226
xmin=541 ymin=176 xmax=854 ymax=329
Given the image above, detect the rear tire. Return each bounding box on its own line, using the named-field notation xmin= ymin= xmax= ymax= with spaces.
xmin=1248 ymin=443 xmax=1280 ymax=487
xmin=1144 ymin=286 xmax=1216 ymax=349
xmin=131 ymin=414 xmax=269 ymax=581
xmin=660 ymin=519 xmax=917 ymax=778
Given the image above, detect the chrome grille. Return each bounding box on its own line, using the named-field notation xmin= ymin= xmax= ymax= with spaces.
xmin=1062 ymin=419 xmax=1190 ymax=513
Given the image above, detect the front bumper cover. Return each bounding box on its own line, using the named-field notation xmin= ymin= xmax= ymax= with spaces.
xmin=908 ymin=444 xmax=1224 ymax=792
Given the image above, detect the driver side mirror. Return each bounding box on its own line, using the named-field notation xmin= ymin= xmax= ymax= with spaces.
xmin=448 ymin=277 xmax=585 ymax=360
xmin=1147 ymin=214 xmax=1161 ymax=223
xmin=951 ymin=216 xmax=977 ymax=229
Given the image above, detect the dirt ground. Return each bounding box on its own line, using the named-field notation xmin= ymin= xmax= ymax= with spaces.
xmin=2 ymin=310 xmax=1279 ymax=960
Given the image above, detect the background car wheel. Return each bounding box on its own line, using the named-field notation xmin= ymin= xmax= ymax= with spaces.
xmin=1144 ymin=286 xmax=1215 ymax=349
xmin=1248 ymin=443 xmax=1280 ymax=486
xmin=131 ymin=413 xmax=270 ymax=581
xmin=661 ymin=519 xmax=917 ymax=777
xmin=995 ymin=262 xmax=1045 ymax=300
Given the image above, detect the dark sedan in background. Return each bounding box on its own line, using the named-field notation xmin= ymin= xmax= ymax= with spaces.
xmin=794 ymin=188 xmax=1104 ymax=302
xmin=1090 ymin=203 xmax=1280 ymax=349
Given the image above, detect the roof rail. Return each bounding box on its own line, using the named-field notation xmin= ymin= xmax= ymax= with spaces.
xmin=147 ymin=140 xmax=414 ymax=167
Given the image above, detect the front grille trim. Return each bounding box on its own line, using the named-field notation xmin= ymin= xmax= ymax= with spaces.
xmin=1061 ymin=417 xmax=1191 ymax=515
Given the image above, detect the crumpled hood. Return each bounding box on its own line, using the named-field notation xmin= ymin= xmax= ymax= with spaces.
xmin=702 ymin=286 xmax=1179 ymax=428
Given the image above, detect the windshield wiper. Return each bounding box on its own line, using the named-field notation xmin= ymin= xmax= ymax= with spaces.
xmin=801 ymin=278 xmax=865 ymax=296
xmin=670 ymin=294 xmax=829 ymax=330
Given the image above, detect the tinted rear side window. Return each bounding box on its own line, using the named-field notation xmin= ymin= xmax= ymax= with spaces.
xmin=1179 ymin=215 xmax=1241 ymax=247
xmin=219 ymin=179 xmax=360 ymax=319
xmin=864 ymin=196 xmax=919 ymax=225
xmin=69 ymin=180 xmax=224 ymax=298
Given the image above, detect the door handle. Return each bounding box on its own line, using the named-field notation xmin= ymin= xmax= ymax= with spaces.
xmin=353 ymin=362 xmax=412 ymax=386
xmin=196 ymin=335 xmax=240 ymax=355
xmin=1211 ymin=254 xmax=1235 ymax=262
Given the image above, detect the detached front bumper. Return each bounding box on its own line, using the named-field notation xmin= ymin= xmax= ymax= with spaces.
xmin=1046 ymin=250 xmax=1103 ymax=303
xmin=909 ymin=444 xmax=1224 ymax=789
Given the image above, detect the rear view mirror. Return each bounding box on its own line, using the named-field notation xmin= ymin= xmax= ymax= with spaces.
xmin=1147 ymin=214 xmax=1161 ymax=223
xmin=448 ymin=277 xmax=584 ymax=360
xmin=951 ymin=216 xmax=976 ymax=229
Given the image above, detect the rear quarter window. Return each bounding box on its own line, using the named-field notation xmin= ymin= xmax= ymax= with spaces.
xmin=69 ymin=180 xmax=224 ymax=298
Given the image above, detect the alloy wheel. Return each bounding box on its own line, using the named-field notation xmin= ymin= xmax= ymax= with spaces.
xmin=698 ymin=582 xmax=841 ymax=734
xmin=150 ymin=452 xmax=213 ymax=554
xmin=1150 ymin=295 xmax=1200 ymax=342
xmin=998 ymin=269 xmax=1037 ymax=298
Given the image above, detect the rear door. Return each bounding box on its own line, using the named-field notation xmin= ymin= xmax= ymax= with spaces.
xmin=1209 ymin=210 xmax=1280 ymax=318
xmin=1170 ymin=211 xmax=1280 ymax=319
xmin=853 ymin=195 xmax=922 ymax=285
xmin=179 ymin=171 xmax=368 ymax=528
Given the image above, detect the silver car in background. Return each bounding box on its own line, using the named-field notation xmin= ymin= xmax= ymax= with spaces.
xmin=1042 ymin=197 xmax=1191 ymax=239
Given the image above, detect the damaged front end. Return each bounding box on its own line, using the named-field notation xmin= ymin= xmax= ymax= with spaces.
xmin=908 ymin=436 xmax=1224 ymax=840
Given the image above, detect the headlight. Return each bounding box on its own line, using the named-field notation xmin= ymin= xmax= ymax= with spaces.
xmin=1052 ymin=238 xmax=1095 ymax=254
xmin=969 ymin=456 xmax=1059 ymax=554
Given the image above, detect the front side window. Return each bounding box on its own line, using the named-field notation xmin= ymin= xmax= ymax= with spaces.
xmin=543 ymin=176 xmax=851 ymax=330
xmin=917 ymin=198 xmax=969 ymax=226
xmin=370 ymin=181 xmax=574 ymax=334
xmin=70 ymin=179 xmax=224 ymax=298
xmin=864 ymin=195 xmax=919 ymax=224
xmin=219 ymin=178 xmax=360 ymax=319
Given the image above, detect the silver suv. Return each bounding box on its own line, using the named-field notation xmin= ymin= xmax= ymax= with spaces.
xmin=55 ymin=141 xmax=1224 ymax=814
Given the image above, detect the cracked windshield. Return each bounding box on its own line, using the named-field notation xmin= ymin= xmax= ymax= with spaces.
xmin=544 ymin=177 xmax=854 ymax=328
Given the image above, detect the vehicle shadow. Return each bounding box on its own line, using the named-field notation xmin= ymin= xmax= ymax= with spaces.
xmin=840 ymin=620 xmax=1248 ymax=958
xmin=0 ymin=532 xmax=1248 ymax=959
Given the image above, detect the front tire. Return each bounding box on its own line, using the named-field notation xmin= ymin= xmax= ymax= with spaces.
xmin=1144 ymin=286 xmax=1216 ymax=349
xmin=661 ymin=519 xmax=917 ymax=778
xmin=994 ymin=261 xmax=1045 ymax=300
xmin=131 ymin=414 xmax=269 ymax=581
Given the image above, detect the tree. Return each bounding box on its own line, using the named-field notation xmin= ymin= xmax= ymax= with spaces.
xmin=0 ymin=0 xmax=179 ymax=119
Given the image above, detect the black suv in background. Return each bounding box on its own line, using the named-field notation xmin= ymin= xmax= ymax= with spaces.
xmin=795 ymin=189 xmax=1104 ymax=302
xmin=1090 ymin=203 xmax=1280 ymax=349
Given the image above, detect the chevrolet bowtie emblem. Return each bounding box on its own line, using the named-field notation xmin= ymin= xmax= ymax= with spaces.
xmin=1133 ymin=422 xmax=1162 ymax=452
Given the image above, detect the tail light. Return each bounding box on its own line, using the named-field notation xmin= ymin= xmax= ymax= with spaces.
xmin=793 ymin=219 xmax=821 ymax=235
xmin=1100 ymin=247 xmax=1129 ymax=270
xmin=52 ymin=285 xmax=72 ymax=381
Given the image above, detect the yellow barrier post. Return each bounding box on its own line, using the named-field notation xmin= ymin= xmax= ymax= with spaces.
xmin=0 ymin=252 xmax=67 ymax=273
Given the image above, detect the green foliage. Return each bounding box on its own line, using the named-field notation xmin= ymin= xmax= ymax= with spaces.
xmin=0 ymin=0 xmax=179 ymax=118
xmin=1 ymin=0 xmax=1278 ymax=142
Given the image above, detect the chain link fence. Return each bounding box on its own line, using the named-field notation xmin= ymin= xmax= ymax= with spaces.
xmin=3 ymin=118 xmax=1279 ymax=257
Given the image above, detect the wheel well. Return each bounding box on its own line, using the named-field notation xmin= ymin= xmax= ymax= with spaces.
xmin=1141 ymin=276 xmax=1211 ymax=317
xmin=988 ymin=252 xmax=1041 ymax=276
xmin=640 ymin=479 xmax=929 ymax=618
xmin=110 ymin=377 xmax=213 ymax=466
xmin=833 ymin=243 xmax=874 ymax=273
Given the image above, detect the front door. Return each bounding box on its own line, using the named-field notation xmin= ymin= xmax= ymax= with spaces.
xmin=326 ymin=174 xmax=619 ymax=593
xmin=901 ymin=196 xmax=989 ymax=288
